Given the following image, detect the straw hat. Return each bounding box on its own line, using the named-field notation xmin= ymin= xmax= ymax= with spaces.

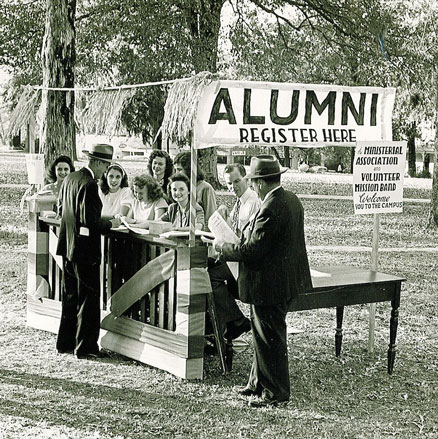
xmin=245 ymin=155 xmax=288 ymax=179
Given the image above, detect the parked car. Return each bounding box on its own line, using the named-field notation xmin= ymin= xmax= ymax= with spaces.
xmin=309 ymin=165 xmax=327 ymax=173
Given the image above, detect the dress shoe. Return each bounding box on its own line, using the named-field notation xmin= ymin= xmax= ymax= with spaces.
xmin=248 ymin=396 xmax=289 ymax=408
xmin=57 ymin=349 xmax=74 ymax=354
xmin=224 ymin=318 xmax=251 ymax=340
xmin=235 ymin=386 xmax=261 ymax=397
xmin=76 ymin=350 xmax=108 ymax=360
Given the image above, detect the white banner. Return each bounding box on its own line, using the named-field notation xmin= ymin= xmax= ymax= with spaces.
xmin=353 ymin=141 xmax=407 ymax=215
xmin=194 ymin=80 xmax=395 ymax=149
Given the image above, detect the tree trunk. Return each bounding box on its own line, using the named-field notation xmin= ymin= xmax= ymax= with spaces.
xmin=350 ymin=147 xmax=355 ymax=173
xmin=283 ymin=145 xmax=291 ymax=167
xmin=423 ymin=153 xmax=430 ymax=173
xmin=407 ymin=122 xmax=416 ymax=177
xmin=427 ymin=72 xmax=438 ymax=228
xmin=186 ymin=0 xmax=226 ymax=188
xmin=427 ymin=145 xmax=438 ymax=228
xmin=39 ymin=0 xmax=76 ymax=170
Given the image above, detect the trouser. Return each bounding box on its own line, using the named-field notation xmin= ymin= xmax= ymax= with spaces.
xmin=208 ymin=260 xmax=245 ymax=333
xmin=247 ymin=301 xmax=290 ymax=401
xmin=56 ymin=258 xmax=101 ymax=355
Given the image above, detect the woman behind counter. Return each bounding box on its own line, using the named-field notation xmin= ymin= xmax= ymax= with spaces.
xmin=160 ymin=173 xmax=204 ymax=231
xmin=41 ymin=155 xmax=75 ymax=196
xmin=147 ymin=150 xmax=173 ymax=194
xmin=173 ymin=151 xmax=216 ymax=229
xmin=98 ymin=163 xmax=133 ymax=219
xmin=121 ymin=174 xmax=168 ymax=228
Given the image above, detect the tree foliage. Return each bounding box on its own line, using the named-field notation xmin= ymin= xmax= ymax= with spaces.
xmin=2 ymin=0 xmax=438 ymax=203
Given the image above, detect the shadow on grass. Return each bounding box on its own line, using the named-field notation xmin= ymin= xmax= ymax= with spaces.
xmin=0 ymin=366 xmax=239 ymax=435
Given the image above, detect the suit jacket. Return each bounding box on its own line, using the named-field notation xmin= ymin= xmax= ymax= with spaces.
xmin=221 ymin=187 xmax=312 ymax=306
xmin=56 ymin=168 xmax=112 ymax=264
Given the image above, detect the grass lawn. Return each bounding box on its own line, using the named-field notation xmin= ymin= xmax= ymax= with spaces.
xmin=0 ymin=153 xmax=437 ymax=438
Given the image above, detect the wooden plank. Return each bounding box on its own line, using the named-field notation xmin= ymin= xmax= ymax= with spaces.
xmin=189 ymin=245 xmax=208 ymax=268
xmin=55 ymin=264 xmax=62 ymax=301
xmin=27 ymin=252 xmax=49 ymax=276
xmin=100 ymin=331 xmax=204 ymax=379
xmin=26 ymin=296 xmax=62 ymax=334
xmin=48 ymin=228 xmax=63 ymax=270
xmin=175 ymin=310 xmax=205 ymax=337
xmin=101 ymin=314 xmax=204 ymax=359
xmin=290 ymin=283 xmax=399 ymax=311
xmin=27 ymin=310 xmax=60 ymax=334
xmin=167 ymin=276 xmax=176 ymax=331
xmin=28 ymin=231 xmax=49 ymax=254
xmin=100 ymin=236 xmax=108 ymax=309
xmin=48 ymin=255 xmax=55 ymax=299
xmin=27 ymin=274 xmax=50 ymax=301
xmin=158 ymin=247 xmax=166 ymax=328
xmin=109 ymin=249 xmax=175 ymax=318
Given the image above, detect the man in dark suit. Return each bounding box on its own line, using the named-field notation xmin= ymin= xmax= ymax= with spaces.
xmin=56 ymin=144 xmax=120 ymax=359
xmin=214 ymin=155 xmax=312 ymax=407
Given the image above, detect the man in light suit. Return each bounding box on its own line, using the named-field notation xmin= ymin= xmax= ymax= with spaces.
xmin=209 ymin=163 xmax=260 ymax=339
xmin=214 ymin=155 xmax=312 ymax=407
xmin=56 ymin=144 xmax=120 ymax=359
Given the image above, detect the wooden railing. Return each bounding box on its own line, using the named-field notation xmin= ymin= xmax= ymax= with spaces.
xmin=26 ymin=202 xmax=211 ymax=379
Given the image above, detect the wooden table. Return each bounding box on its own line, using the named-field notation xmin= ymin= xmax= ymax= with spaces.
xmin=289 ymin=266 xmax=405 ymax=374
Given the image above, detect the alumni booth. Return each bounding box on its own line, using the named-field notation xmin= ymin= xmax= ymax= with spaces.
xmin=26 ymin=75 xmax=405 ymax=379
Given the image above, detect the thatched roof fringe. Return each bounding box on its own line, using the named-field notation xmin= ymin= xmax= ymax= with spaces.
xmin=7 ymin=86 xmax=40 ymax=138
xmin=160 ymin=71 xmax=218 ymax=145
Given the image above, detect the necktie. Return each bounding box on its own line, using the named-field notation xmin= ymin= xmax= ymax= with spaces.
xmin=231 ymin=198 xmax=241 ymax=234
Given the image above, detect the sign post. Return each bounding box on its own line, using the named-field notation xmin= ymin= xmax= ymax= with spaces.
xmin=353 ymin=140 xmax=407 ymax=350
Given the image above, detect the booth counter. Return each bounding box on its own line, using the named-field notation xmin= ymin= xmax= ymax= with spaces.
xmin=26 ymin=199 xmax=211 ymax=379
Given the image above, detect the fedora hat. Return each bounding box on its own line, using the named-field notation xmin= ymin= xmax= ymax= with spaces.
xmin=83 ymin=144 xmax=114 ymax=162
xmin=245 ymin=155 xmax=288 ymax=179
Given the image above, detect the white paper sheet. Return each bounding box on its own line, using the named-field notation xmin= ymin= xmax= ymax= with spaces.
xmin=208 ymin=211 xmax=240 ymax=280
xmin=310 ymin=269 xmax=332 ymax=278
xmin=120 ymin=218 xmax=150 ymax=235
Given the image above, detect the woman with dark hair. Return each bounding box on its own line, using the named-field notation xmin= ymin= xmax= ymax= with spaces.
xmin=98 ymin=163 xmax=132 ymax=219
xmin=41 ymin=155 xmax=75 ymax=195
xmin=160 ymin=173 xmax=204 ymax=230
xmin=147 ymin=150 xmax=173 ymax=191
xmin=173 ymin=150 xmax=216 ymax=229
xmin=121 ymin=174 xmax=168 ymax=229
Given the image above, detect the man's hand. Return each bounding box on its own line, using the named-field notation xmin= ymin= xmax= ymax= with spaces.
xmin=110 ymin=217 xmax=121 ymax=228
xmin=213 ymin=238 xmax=226 ymax=253
xmin=217 ymin=204 xmax=229 ymax=221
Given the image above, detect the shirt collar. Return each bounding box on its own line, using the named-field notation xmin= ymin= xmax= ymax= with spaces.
xmin=84 ymin=165 xmax=95 ymax=180
xmin=239 ymin=187 xmax=253 ymax=204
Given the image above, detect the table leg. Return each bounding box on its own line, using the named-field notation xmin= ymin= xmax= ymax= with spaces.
xmin=206 ymin=292 xmax=228 ymax=374
xmin=335 ymin=306 xmax=344 ymax=357
xmin=225 ymin=336 xmax=233 ymax=372
xmin=388 ymin=284 xmax=401 ymax=374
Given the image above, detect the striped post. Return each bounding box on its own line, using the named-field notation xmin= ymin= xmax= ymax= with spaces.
xmin=189 ymin=138 xmax=198 ymax=247
xmin=174 ymin=243 xmax=209 ymax=378
xmin=26 ymin=199 xmax=61 ymax=332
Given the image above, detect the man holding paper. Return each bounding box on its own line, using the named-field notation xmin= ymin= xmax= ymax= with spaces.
xmin=213 ymin=155 xmax=312 ymax=407
xmin=208 ymin=164 xmax=260 ymax=340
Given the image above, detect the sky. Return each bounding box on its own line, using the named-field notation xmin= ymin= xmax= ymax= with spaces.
xmin=0 ymin=67 xmax=12 ymax=85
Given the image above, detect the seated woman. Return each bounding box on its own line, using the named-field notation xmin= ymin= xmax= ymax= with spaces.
xmin=98 ymin=163 xmax=133 ymax=219
xmin=173 ymin=151 xmax=216 ymax=229
xmin=41 ymin=155 xmax=75 ymax=196
xmin=122 ymin=174 xmax=168 ymax=228
xmin=147 ymin=150 xmax=173 ymax=194
xmin=159 ymin=173 xmax=204 ymax=231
